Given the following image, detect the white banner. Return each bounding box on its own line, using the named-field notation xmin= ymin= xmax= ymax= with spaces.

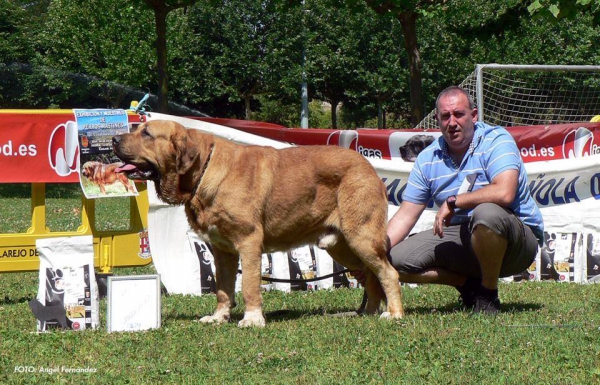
xmin=144 ymin=114 xmax=600 ymax=293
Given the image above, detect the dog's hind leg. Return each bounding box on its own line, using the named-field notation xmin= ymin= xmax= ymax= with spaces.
xmin=120 ymin=178 xmax=134 ymax=193
xmin=199 ymin=248 xmax=239 ymax=325
xmin=346 ymin=236 xmax=403 ymax=319
xmin=324 ymin=238 xmax=386 ymax=314
xmin=337 ymin=182 xmax=403 ymax=319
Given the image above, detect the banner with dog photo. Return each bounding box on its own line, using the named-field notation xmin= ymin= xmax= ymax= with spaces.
xmin=75 ymin=109 xmax=138 ymax=199
xmin=538 ymin=231 xmax=583 ymax=283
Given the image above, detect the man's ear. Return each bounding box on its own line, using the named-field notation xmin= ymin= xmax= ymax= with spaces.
xmin=174 ymin=129 xmax=199 ymax=175
xmin=471 ymin=107 xmax=478 ymax=123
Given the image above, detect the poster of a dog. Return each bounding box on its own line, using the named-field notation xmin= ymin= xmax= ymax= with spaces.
xmin=80 ymin=159 xmax=136 ymax=197
xmin=74 ymin=109 xmax=138 ymax=199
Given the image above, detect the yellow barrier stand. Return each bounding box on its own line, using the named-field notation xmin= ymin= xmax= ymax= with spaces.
xmin=0 ymin=108 xmax=152 ymax=273
xmin=0 ymin=182 xmax=151 ymax=273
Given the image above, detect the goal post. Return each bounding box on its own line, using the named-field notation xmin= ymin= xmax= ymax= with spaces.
xmin=417 ymin=64 xmax=600 ymax=129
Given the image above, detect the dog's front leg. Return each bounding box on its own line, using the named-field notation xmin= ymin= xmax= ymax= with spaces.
xmin=237 ymin=241 xmax=266 ymax=328
xmin=199 ymin=248 xmax=239 ymax=324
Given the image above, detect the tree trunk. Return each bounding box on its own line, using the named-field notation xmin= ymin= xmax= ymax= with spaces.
xmin=153 ymin=5 xmax=169 ymax=113
xmin=244 ymin=95 xmax=251 ymax=120
xmin=331 ymin=100 xmax=338 ymax=129
xmin=377 ymin=99 xmax=384 ymax=129
xmin=398 ymin=10 xmax=423 ymax=127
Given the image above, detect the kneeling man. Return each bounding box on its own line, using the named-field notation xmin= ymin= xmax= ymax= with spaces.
xmin=387 ymin=86 xmax=543 ymax=314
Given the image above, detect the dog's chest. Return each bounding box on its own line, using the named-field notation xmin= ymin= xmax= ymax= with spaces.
xmin=185 ymin=204 xmax=237 ymax=253
xmin=196 ymin=227 xmax=236 ymax=253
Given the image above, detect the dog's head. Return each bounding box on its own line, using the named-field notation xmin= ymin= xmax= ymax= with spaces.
xmin=399 ymin=135 xmax=435 ymax=162
xmin=81 ymin=161 xmax=99 ymax=179
xmin=112 ymin=120 xmax=211 ymax=203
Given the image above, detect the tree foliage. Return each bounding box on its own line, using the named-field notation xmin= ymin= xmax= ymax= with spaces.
xmin=359 ymin=0 xmax=452 ymax=126
xmin=135 ymin=0 xmax=200 ymax=112
xmin=35 ymin=0 xmax=156 ymax=107
xmin=528 ymin=0 xmax=600 ymax=24
xmin=0 ymin=1 xmax=42 ymax=107
xmin=2 ymin=0 xmax=600 ymax=128
xmin=182 ymin=0 xmax=303 ymax=119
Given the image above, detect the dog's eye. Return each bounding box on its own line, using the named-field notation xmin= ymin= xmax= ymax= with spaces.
xmin=141 ymin=128 xmax=152 ymax=138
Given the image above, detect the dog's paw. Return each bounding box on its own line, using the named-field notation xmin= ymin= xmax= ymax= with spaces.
xmin=238 ymin=318 xmax=266 ymax=328
xmin=380 ymin=311 xmax=403 ymax=320
xmin=198 ymin=314 xmax=228 ymax=324
xmin=238 ymin=311 xmax=266 ymax=328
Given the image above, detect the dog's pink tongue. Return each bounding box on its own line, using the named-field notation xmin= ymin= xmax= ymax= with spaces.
xmin=115 ymin=164 xmax=136 ymax=173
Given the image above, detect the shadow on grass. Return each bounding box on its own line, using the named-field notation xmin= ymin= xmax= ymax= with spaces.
xmin=263 ymin=301 xmax=544 ymax=321
xmin=0 ymin=295 xmax=34 ymax=305
xmin=265 ymin=307 xmax=364 ymax=322
xmin=407 ymin=301 xmax=542 ymax=315
xmin=501 ymin=301 xmax=543 ymax=313
xmin=167 ymin=306 xmax=365 ymax=323
xmin=166 ymin=300 xmax=543 ymax=324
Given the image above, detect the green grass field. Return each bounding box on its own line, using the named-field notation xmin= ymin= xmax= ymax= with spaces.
xmin=1 ymin=184 xmax=599 ymax=384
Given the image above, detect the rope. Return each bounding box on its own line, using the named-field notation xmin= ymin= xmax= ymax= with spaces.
xmin=239 ymin=268 xmax=369 ymax=316
xmin=238 ymin=268 xmax=351 ymax=283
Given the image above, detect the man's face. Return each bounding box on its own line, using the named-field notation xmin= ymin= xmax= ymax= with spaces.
xmin=437 ymin=93 xmax=478 ymax=154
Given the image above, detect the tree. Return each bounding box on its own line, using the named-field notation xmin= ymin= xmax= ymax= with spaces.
xmin=0 ymin=2 xmax=24 ymax=106
xmin=305 ymin=1 xmax=368 ymax=128
xmin=358 ymin=1 xmax=530 ymax=127
xmin=37 ymin=0 xmax=157 ymax=108
xmin=361 ymin=0 xmax=441 ymax=126
xmin=354 ymin=12 xmax=408 ymax=128
xmin=6 ymin=0 xmax=598 ymax=125
xmin=182 ymin=0 xmax=303 ymax=119
xmin=413 ymin=0 xmax=600 ymax=118
xmin=0 ymin=2 xmax=29 ymax=63
xmin=137 ymin=0 xmax=199 ymax=112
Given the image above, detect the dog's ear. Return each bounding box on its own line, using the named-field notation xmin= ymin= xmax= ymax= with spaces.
xmin=174 ymin=129 xmax=199 ymax=175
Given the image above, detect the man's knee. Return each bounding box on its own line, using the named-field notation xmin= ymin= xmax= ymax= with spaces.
xmin=389 ymin=247 xmax=426 ymax=274
xmin=472 ymin=223 xmax=500 ymax=240
xmin=472 ymin=203 xmax=506 ymax=222
xmin=388 ymin=237 xmax=432 ymax=274
xmin=470 ymin=203 xmax=511 ymax=239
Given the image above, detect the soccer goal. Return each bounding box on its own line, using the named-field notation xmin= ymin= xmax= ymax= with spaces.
xmin=417 ymin=64 xmax=600 ymax=129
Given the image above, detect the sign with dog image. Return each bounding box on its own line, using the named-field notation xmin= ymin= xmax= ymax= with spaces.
xmin=74 ymin=109 xmax=138 ymax=198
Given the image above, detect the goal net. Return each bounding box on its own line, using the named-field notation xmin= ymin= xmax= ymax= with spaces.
xmin=417 ymin=64 xmax=600 ymax=129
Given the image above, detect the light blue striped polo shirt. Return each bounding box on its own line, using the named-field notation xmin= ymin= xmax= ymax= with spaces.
xmin=403 ymin=122 xmax=544 ymax=244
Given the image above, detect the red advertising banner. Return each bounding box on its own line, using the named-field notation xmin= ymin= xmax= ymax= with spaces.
xmin=2 ymin=111 xmax=600 ymax=183
xmin=0 ymin=111 xmax=143 ymax=183
xmin=199 ymin=117 xmax=600 ymax=163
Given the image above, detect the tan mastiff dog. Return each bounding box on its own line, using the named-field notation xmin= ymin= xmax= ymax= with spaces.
xmin=112 ymin=120 xmax=403 ymax=327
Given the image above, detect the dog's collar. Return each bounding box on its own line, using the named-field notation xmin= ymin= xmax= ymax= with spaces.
xmin=191 ymin=144 xmax=214 ymax=196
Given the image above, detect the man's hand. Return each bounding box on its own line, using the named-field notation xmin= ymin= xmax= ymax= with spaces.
xmin=432 ymin=169 xmax=519 ymax=239
xmin=433 ymin=200 xmax=454 ymax=238
xmin=350 ymin=270 xmax=367 ymax=286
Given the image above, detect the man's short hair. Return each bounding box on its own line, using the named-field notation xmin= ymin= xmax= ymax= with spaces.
xmin=435 ymin=86 xmax=476 ymax=113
